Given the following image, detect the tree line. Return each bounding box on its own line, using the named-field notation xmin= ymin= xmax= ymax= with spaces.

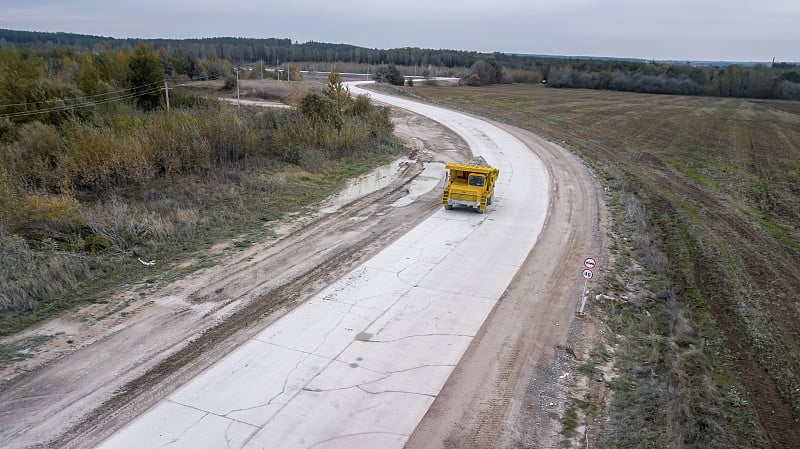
xmin=0 ymin=29 xmax=486 ymax=69
xmin=2 ymin=28 xmax=799 ymax=101
xmin=540 ymin=60 xmax=800 ymax=100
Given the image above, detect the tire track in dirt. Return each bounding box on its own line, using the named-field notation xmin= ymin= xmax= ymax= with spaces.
xmin=404 ymin=123 xmax=607 ymax=449
xmin=0 ymin=109 xmax=471 ymax=449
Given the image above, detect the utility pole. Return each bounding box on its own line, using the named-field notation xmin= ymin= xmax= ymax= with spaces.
xmin=164 ymin=79 xmax=170 ymax=113
xmin=235 ymin=67 xmax=240 ymax=109
xmin=260 ymin=59 xmax=264 ymax=80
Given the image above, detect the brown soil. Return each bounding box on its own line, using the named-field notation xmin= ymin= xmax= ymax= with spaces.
xmin=651 ymin=164 xmax=800 ymax=449
xmin=404 ymin=123 xmax=607 ymax=448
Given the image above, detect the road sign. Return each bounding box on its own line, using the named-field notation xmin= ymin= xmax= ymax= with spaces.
xmin=584 ymin=257 xmax=596 ymax=269
xmin=582 ymin=268 xmax=594 ymax=279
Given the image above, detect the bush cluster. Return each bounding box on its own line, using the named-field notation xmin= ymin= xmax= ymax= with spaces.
xmin=0 ymin=67 xmax=394 ymax=324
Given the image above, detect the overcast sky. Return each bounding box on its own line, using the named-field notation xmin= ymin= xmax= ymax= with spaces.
xmin=2 ymin=0 xmax=798 ymax=62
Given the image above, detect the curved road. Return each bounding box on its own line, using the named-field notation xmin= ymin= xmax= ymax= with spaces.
xmin=96 ymin=83 xmax=550 ymax=449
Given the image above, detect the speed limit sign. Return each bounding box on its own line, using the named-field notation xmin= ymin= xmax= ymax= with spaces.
xmin=582 ymin=268 xmax=594 ymax=279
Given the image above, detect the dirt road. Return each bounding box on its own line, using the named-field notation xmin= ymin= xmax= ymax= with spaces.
xmin=404 ymin=123 xmax=606 ymax=449
xmin=95 ymin=83 xmax=553 ymax=448
xmin=0 ymin=109 xmax=469 ymax=449
xmin=0 ymin=91 xmax=603 ymax=449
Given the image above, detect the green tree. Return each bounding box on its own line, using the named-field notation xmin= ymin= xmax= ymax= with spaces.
xmin=127 ymin=42 xmax=165 ymax=110
xmin=323 ymin=69 xmax=351 ymax=127
xmin=373 ymin=64 xmax=404 ymax=85
xmin=96 ymin=45 xmax=130 ymax=85
xmin=77 ymin=53 xmax=101 ymax=95
xmin=172 ymin=53 xmax=202 ymax=80
xmin=781 ymin=70 xmax=800 ymax=84
xmin=465 ymin=60 xmax=504 ymax=86
xmin=0 ymin=49 xmax=45 ymax=118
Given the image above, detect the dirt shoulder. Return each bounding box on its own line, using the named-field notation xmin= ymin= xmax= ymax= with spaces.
xmin=404 ymin=123 xmax=607 ymax=448
xmin=1 ymin=101 xmax=607 ymax=449
xmin=0 ymin=108 xmax=470 ymax=449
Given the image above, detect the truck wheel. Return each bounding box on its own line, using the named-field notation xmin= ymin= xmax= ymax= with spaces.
xmin=477 ymin=208 xmax=484 ymax=214
xmin=444 ymin=204 xmax=453 ymax=210
xmin=487 ymin=194 xmax=493 ymax=205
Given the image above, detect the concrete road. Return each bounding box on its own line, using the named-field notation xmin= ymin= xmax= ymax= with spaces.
xmin=96 ymin=83 xmax=549 ymax=449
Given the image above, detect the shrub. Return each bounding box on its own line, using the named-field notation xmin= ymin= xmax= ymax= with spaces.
xmin=15 ymin=193 xmax=81 ymax=231
xmin=63 ymin=123 xmax=154 ymax=189
xmin=83 ymin=233 xmax=110 ymax=254
xmin=196 ymin=106 xmax=258 ymax=165
xmin=0 ymin=229 xmax=92 ymax=317
xmin=300 ymin=91 xmax=337 ymax=125
xmin=223 ymin=74 xmax=237 ymax=90
xmin=12 ymin=121 xmax=66 ymax=190
xmin=145 ymin=111 xmax=211 ymax=175
xmin=346 ymin=94 xmax=373 ymax=118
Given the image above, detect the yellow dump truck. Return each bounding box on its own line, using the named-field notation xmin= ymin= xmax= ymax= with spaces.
xmin=442 ymin=163 xmax=499 ymax=213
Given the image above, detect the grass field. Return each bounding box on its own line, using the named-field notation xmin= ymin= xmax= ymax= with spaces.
xmin=410 ymin=84 xmax=800 ymax=449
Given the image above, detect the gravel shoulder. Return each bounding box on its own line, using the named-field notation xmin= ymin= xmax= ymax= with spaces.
xmin=404 ymin=122 xmax=607 ymax=449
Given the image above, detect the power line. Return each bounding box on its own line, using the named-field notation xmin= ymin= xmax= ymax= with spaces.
xmin=0 ymin=72 xmax=235 ymax=119
xmin=0 ymin=85 xmax=164 ymax=120
xmin=0 ymin=79 xmax=166 ymax=109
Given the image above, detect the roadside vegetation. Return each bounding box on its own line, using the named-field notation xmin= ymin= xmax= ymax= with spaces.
xmin=407 ymin=84 xmax=800 ymax=449
xmin=0 ymin=44 xmax=399 ymax=337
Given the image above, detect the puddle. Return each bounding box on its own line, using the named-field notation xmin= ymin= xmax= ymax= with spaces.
xmin=321 ymin=157 xmax=413 ymax=213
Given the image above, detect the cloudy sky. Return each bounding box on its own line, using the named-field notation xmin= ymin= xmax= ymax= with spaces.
xmin=2 ymin=0 xmax=798 ymax=62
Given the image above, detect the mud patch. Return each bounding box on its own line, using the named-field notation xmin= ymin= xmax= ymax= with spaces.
xmin=355 ymin=332 xmax=373 ymax=341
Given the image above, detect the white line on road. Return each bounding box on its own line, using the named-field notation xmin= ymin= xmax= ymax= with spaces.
xmin=97 ymin=82 xmax=549 ymax=449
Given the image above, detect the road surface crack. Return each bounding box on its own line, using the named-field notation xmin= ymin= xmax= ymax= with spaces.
xmin=356 ymin=384 xmax=436 ymax=398
xmin=306 ymin=431 xmax=410 ymax=449
xmin=156 ymin=406 xmax=208 ymax=449
xmin=222 ymin=354 xmax=308 ymax=418
xmin=367 ymin=333 xmax=474 ymax=343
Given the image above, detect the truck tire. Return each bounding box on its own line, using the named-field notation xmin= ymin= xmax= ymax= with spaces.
xmin=444 ymin=204 xmax=453 ymax=210
xmin=488 ymin=194 xmax=493 ymax=205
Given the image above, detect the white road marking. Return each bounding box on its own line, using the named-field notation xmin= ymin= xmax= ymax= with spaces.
xmin=97 ymin=82 xmax=549 ymax=449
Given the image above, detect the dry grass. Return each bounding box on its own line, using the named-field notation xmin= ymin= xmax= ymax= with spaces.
xmin=0 ymin=226 xmax=94 ymax=317
xmin=0 ymin=81 xmax=401 ymax=336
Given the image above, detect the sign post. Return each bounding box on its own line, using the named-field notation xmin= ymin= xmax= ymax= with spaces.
xmin=578 ymin=258 xmax=597 ymax=315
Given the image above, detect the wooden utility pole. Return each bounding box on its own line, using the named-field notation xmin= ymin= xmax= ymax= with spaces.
xmin=164 ymin=79 xmax=170 ymax=113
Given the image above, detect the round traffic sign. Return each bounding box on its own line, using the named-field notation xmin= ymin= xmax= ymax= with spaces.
xmin=584 ymin=257 xmax=596 ymax=269
xmin=582 ymin=268 xmax=594 ymax=279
